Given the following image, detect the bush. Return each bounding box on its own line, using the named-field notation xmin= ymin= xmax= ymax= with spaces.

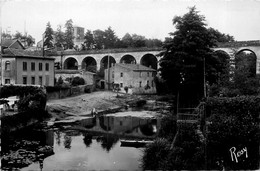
xmin=142 ymin=138 xmax=171 ymax=170
xmin=142 ymin=124 xmax=205 ymax=170
xmin=71 ymin=77 xmax=85 ymax=86
xmin=0 ymin=85 xmax=47 ymax=113
xmin=84 ymin=86 xmax=92 ymax=93
xmin=158 ymin=114 xmax=177 ymax=141
xmin=206 ymin=96 xmax=260 ymax=170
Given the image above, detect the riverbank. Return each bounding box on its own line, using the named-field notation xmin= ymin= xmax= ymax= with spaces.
xmin=46 ymin=91 xmax=170 ymax=121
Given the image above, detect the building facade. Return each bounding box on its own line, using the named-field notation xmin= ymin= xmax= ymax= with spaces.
xmin=105 ymin=63 xmax=157 ymax=94
xmin=1 ymin=48 xmax=55 ymax=86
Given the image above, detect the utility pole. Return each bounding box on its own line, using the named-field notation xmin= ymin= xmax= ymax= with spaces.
xmin=107 ymin=55 xmax=110 ymax=90
xmin=203 ymin=56 xmax=206 ymax=98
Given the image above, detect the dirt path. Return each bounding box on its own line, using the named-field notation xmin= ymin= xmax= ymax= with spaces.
xmin=46 ymin=91 xmax=139 ymax=120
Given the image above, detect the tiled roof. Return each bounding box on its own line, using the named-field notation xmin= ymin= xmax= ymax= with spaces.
xmin=3 ymin=48 xmax=42 ymax=57
xmin=1 ymin=39 xmax=15 ymax=47
xmin=115 ymin=63 xmax=156 ymax=71
xmin=1 ymin=39 xmax=25 ymax=49
xmin=2 ymin=48 xmax=54 ymax=60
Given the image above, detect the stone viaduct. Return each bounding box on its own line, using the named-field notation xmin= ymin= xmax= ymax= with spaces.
xmin=49 ymin=40 xmax=260 ymax=74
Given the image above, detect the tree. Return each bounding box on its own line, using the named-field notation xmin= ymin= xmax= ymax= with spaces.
xmin=159 ymin=6 xmax=221 ymax=104
xmin=84 ymin=30 xmax=95 ymax=50
xmin=1 ymin=32 xmax=12 ymax=39
xmin=13 ymin=31 xmax=35 ymax=47
xmin=121 ymin=33 xmax=133 ymax=48
xmin=43 ymin=22 xmax=54 ymax=49
xmin=132 ymin=34 xmax=146 ymax=47
xmin=145 ymin=38 xmax=163 ymax=48
xmin=104 ymin=26 xmax=117 ymax=49
xmin=64 ymin=19 xmax=74 ymax=49
xmin=208 ymin=27 xmax=235 ymax=43
xmin=93 ymin=29 xmax=106 ymax=49
xmin=55 ymin=25 xmax=65 ymax=48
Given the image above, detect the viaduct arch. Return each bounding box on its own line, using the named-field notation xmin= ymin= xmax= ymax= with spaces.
xmin=51 ymin=41 xmax=260 ymax=75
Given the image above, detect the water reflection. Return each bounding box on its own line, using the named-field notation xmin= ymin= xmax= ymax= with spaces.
xmin=2 ymin=113 xmax=161 ymax=170
xmin=79 ymin=112 xmax=161 ymax=139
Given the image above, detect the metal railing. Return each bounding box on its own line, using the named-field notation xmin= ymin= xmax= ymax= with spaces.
xmin=177 ymin=102 xmax=205 ymax=124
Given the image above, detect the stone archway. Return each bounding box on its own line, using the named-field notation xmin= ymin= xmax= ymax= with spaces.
xmin=99 ymin=55 xmax=116 ymax=78
xmin=140 ymin=54 xmax=158 ymax=70
xmin=120 ymin=54 xmax=136 ymax=64
xmin=63 ymin=57 xmax=78 ymax=70
xmin=235 ymin=49 xmax=257 ymax=76
xmin=82 ymin=56 xmax=97 ymax=73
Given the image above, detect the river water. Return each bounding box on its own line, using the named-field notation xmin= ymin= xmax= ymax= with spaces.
xmin=1 ymin=111 xmax=162 ymax=171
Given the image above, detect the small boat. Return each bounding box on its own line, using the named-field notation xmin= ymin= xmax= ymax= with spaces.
xmin=120 ymin=139 xmax=153 ymax=147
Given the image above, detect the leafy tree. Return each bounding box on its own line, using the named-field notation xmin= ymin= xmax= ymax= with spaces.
xmin=13 ymin=31 xmax=23 ymax=40
xmin=13 ymin=31 xmax=35 ymax=47
xmin=145 ymin=38 xmax=163 ymax=48
xmin=71 ymin=76 xmax=85 ymax=86
xmin=84 ymin=29 xmax=95 ymax=50
xmin=93 ymin=29 xmax=106 ymax=49
xmin=1 ymin=32 xmax=12 ymax=39
xmin=64 ymin=19 xmax=74 ymax=49
xmin=43 ymin=22 xmax=54 ymax=49
xmin=159 ymin=6 xmax=221 ymax=103
xmin=104 ymin=26 xmax=117 ymax=49
xmin=132 ymin=34 xmax=146 ymax=47
xmin=208 ymin=27 xmax=235 ymax=43
xmin=121 ymin=33 xmax=133 ymax=47
xmin=55 ymin=25 xmax=65 ymax=48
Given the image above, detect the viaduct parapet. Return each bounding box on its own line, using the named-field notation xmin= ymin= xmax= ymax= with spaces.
xmin=48 ymin=41 xmax=260 ymax=74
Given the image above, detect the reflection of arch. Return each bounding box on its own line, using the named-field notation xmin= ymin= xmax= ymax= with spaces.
xmin=140 ymin=54 xmax=158 ymax=70
xmin=82 ymin=56 xmax=97 ymax=73
xmin=235 ymin=49 xmax=257 ymax=76
xmin=139 ymin=123 xmax=156 ymax=136
xmin=120 ymin=55 xmax=136 ymax=64
xmin=64 ymin=57 xmax=78 ymax=70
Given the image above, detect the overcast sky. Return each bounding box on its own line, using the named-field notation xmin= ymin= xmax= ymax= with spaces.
xmin=1 ymin=0 xmax=260 ymax=43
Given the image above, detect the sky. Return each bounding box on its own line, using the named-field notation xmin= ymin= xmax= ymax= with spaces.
xmin=1 ymin=0 xmax=260 ymax=43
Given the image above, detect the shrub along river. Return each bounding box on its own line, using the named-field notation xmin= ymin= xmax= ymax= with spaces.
xmin=1 ymin=101 xmax=169 ymax=170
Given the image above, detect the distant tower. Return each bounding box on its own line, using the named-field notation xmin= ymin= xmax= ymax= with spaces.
xmin=73 ymin=26 xmax=85 ymax=48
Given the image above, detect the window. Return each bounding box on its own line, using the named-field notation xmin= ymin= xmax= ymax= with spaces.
xmin=120 ymin=73 xmax=123 ymax=77
xmin=23 ymin=62 xmax=27 ymax=71
xmin=151 ymin=81 xmax=154 ymax=87
xmin=5 ymin=61 xmax=10 ymax=70
xmin=31 ymin=76 xmax=35 ymax=85
xmin=45 ymin=63 xmax=49 ymax=71
xmin=39 ymin=63 xmax=43 ymax=71
xmin=23 ymin=76 xmax=27 ymax=84
xmin=139 ymin=81 xmax=142 ymax=87
xmin=120 ymin=83 xmax=123 ymax=87
xmin=147 ymin=72 xmax=149 ymax=77
xmin=112 ymin=71 xmax=114 ymax=78
xmin=31 ymin=62 xmax=35 ymax=71
xmin=139 ymin=72 xmax=142 ymax=77
xmin=5 ymin=79 xmax=10 ymax=84
xmin=39 ymin=76 xmax=43 ymax=86
xmin=147 ymin=80 xmax=149 ymax=86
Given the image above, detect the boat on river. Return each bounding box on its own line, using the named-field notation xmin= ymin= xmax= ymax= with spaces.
xmin=120 ymin=139 xmax=153 ymax=147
